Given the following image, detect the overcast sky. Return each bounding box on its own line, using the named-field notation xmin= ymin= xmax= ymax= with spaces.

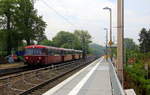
xmin=34 ymin=0 xmax=150 ymax=46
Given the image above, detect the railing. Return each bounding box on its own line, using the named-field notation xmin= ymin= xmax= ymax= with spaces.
xmin=109 ymin=62 xmax=125 ymax=95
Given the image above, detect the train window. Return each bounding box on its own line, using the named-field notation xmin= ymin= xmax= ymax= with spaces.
xmin=35 ymin=49 xmax=42 ymax=55
xmin=48 ymin=49 xmax=55 ymax=55
xmin=25 ymin=48 xmax=47 ymax=55
xmin=48 ymin=49 xmax=51 ymax=55
xmin=52 ymin=50 xmax=56 ymax=55
xmin=57 ymin=50 xmax=61 ymax=54
xmin=65 ymin=51 xmax=68 ymax=54
xmin=63 ymin=50 xmax=67 ymax=55
xmin=68 ymin=51 xmax=71 ymax=54
xmin=60 ymin=50 xmax=64 ymax=55
xmin=25 ymin=49 xmax=34 ymax=55
xmin=55 ymin=49 xmax=61 ymax=55
xmin=48 ymin=49 xmax=60 ymax=56
xmin=42 ymin=48 xmax=48 ymax=55
xmin=55 ymin=50 xmax=58 ymax=54
xmin=70 ymin=51 xmax=73 ymax=54
xmin=69 ymin=51 xmax=71 ymax=54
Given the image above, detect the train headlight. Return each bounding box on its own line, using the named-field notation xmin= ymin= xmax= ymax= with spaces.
xmin=25 ymin=57 xmax=29 ymax=60
xmin=38 ymin=57 xmax=42 ymax=60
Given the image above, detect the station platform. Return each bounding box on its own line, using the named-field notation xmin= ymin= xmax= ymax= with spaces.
xmin=43 ymin=57 xmax=113 ymax=95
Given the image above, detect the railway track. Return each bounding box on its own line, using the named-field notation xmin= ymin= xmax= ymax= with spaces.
xmin=0 ymin=66 xmax=29 ymax=77
xmin=0 ymin=60 xmax=77 ymax=77
xmin=0 ymin=65 xmax=49 ymax=77
xmin=0 ymin=56 xmax=98 ymax=95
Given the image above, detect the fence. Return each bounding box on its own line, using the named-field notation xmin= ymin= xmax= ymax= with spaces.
xmin=109 ymin=62 xmax=125 ymax=95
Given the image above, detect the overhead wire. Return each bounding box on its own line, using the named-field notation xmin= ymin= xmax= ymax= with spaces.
xmin=40 ymin=0 xmax=77 ymax=28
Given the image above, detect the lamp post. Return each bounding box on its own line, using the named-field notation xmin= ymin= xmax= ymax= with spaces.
xmin=104 ymin=28 xmax=108 ymax=56
xmin=103 ymin=7 xmax=112 ymax=46
xmin=103 ymin=7 xmax=113 ymax=60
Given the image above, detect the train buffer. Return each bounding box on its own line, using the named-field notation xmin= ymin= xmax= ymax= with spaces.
xmin=43 ymin=57 xmax=126 ymax=95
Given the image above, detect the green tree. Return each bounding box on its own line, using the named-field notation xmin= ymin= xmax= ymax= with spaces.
xmin=0 ymin=30 xmax=7 ymax=55
xmin=39 ymin=39 xmax=53 ymax=46
xmin=34 ymin=16 xmax=47 ymax=44
xmin=15 ymin=0 xmax=47 ymax=45
xmin=139 ymin=28 xmax=150 ymax=53
xmin=0 ymin=0 xmax=47 ymax=55
xmin=124 ymin=38 xmax=138 ymax=51
xmin=89 ymin=43 xmax=105 ymax=56
xmin=74 ymin=30 xmax=92 ymax=58
xmin=53 ymin=31 xmax=80 ymax=49
xmin=0 ymin=0 xmax=18 ymax=55
xmin=124 ymin=38 xmax=139 ymax=64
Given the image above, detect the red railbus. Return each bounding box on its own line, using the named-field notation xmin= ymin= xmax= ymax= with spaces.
xmin=24 ymin=45 xmax=82 ymax=65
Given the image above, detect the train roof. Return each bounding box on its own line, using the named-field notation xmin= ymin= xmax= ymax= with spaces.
xmin=25 ymin=45 xmax=48 ymax=49
xmin=25 ymin=45 xmax=82 ymax=53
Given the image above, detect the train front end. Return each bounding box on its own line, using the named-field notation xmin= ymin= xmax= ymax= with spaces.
xmin=24 ymin=45 xmax=47 ymax=65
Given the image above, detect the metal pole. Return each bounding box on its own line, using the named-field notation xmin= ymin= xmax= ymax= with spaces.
xmin=110 ymin=9 xmax=112 ymax=43
xmin=103 ymin=7 xmax=112 ymax=43
xmin=117 ymin=0 xmax=124 ymax=86
xmin=104 ymin=28 xmax=108 ymax=56
xmin=103 ymin=7 xmax=113 ymax=60
xmin=110 ymin=9 xmax=113 ymax=61
xmin=106 ymin=29 xmax=108 ymax=55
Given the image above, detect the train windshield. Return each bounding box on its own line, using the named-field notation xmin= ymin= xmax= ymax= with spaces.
xmin=25 ymin=48 xmax=46 ymax=55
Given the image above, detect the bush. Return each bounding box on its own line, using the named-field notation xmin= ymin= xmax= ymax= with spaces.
xmin=124 ymin=51 xmax=150 ymax=95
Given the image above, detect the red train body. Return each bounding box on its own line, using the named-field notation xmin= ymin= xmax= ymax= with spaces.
xmin=24 ymin=45 xmax=82 ymax=65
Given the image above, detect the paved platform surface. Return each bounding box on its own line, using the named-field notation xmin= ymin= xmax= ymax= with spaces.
xmin=43 ymin=57 xmax=112 ymax=95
